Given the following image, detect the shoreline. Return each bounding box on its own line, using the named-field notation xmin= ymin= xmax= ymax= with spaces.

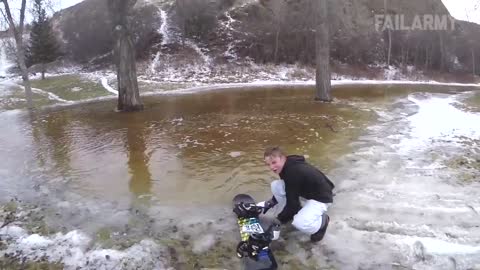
xmin=0 ymin=69 xmax=479 ymax=113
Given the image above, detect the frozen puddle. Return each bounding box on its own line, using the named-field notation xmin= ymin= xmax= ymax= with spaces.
xmin=397 ymin=93 xmax=480 ymax=154
xmin=328 ymin=91 xmax=480 ymax=269
xmin=401 ymin=237 xmax=480 ymax=255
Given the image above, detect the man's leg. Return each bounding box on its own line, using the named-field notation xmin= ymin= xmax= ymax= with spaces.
xmin=270 ymin=180 xmax=286 ymax=216
xmin=291 ymin=200 xmax=329 ymax=236
xmin=310 ymin=213 xmax=329 ymax=242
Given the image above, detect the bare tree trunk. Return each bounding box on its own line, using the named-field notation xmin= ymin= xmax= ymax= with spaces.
xmin=384 ymin=0 xmax=392 ymax=67
xmin=274 ymin=27 xmax=280 ymax=63
xmin=16 ymin=39 xmax=34 ymax=107
xmin=414 ymin=43 xmax=419 ymax=68
xmin=405 ymin=45 xmax=409 ymax=66
xmin=41 ymin=64 xmax=46 ymax=80
xmin=387 ymin=29 xmax=392 ymax=67
xmin=401 ymin=46 xmax=405 ymax=67
xmin=108 ymin=0 xmax=143 ymax=112
xmin=264 ymin=0 xmax=286 ymax=64
xmin=177 ymin=0 xmax=186 ymax=47
xmin=472 ymin=48 xmax=476 ymax=75
xmin=439 ymin=33 xmax=445 ymax=71
xmin=315 ymin=0 xmax=332 ymax=102
xmin=114 ymin=27 xmax=143 ymax=111
xmin=425 ymin=45 xmax=429 ymax=70
xmin=2 ymin=0 xmax=34 ymax=109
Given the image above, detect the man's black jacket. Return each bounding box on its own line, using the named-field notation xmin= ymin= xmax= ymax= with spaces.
xmin=277 ymin=155 xmax=335 ymax=223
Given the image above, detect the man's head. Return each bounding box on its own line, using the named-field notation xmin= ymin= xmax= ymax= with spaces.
xmin=264 ymin=146 xmax=287 ymax=175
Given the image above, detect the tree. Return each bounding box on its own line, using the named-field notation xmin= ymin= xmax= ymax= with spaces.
xmin=1 ymin=0 xmax=34 ymax=109
xmin=473 ymin=48 xmax=476 ymax=75
xmin=384 ymin=0 xmax=392 ymax=67
xmin=28 ymin=0 xmax=61 ymax=80
xmin=175 ymin=0 xmax=217 ymax=43
xmin=107 ymin=0 xmax=143 ymax=112
xmin=473 ymin=1 xmax=479 ymax=75
xmin=314 ymin=0 xmax=332 ymax=102
xmin=260 ymin=0 xmax=288 ymax=63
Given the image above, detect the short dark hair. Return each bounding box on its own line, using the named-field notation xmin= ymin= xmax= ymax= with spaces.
xmin=264 ymin=146 xmax=285 ymax=158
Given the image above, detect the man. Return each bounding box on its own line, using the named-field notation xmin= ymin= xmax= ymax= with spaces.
xmin=259 ymin=146 xmax=334 ymax=242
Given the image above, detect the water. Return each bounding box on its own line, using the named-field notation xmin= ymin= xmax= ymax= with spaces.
xmin=0 ymin=86 xmax=375 ymax=205
xmin=0 ymin=84 xmax=479 ymax=269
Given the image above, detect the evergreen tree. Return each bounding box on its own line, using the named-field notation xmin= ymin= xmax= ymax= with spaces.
xmin=28 ymin=0 xmax=60 ymax=79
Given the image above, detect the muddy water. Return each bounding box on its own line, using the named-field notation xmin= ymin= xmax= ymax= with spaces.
xmin=0 ymin=86 xmax=379 ymax=206
xmin=1 ymin=84 xmax=479 ymax=269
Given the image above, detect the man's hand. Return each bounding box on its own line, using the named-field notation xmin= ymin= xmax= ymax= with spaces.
xmin=257 ymin=196 xmax=278 ymax=214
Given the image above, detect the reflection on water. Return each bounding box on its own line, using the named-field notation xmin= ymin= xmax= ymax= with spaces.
xmin=126 ymin=123 xmax=152 ymax=199
xmin=31 ymin=112 xmax=73 ymax=179
xmin=1 ymin=84 xmax=477 ymax=207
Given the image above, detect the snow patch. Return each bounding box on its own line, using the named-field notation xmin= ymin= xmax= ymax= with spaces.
xmin=31 ymin=87 xmax=73 ymax=103
xmin=18 ymin=233 xmax=54 ymax=249
xmin=0 ymin=109 xmax=24 ymax=116
xmin=1 ymin=228 xmax=170 ymax=269
xmin=383 ymin=65 xmax=405 ymax=80
xmin=0 ymin=225 xmax=28 ymax=239
xmin=0 ymin=83 xmax=15 ymax=97
xmin=184 ymin=40 xmax=212 ymax=67
xmin=1 ymin=79 xmax=73 ymax=103
xmin=221 ymin=9 xmax=240 ymax=61
xmin=224 ymin=42 xmax=238 ymax=60
xmin=0 ymin=38 xmax=14 ymax=78
xmin=159 ymin=10 xmax=171 ymax=45
xmin=224 ymin=10 xmax=237 ymax=31
xmin=331 ymin=79 xmax=480 ymax=87
xmin=100 ymin=77 xmax=118 ymax=95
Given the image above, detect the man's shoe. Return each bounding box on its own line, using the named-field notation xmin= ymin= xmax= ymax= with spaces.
xmin=310 ymin=214 xmax=330 ymax=242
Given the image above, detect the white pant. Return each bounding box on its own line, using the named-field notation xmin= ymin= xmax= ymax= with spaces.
xmin=271 ymin=180 xmax=329 ymax=235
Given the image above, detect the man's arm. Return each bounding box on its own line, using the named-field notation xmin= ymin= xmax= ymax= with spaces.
xmin=318 ymin=169 xmax=335 ymax=189
xmin=277 ymin=177 xmax=302 ymax=223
